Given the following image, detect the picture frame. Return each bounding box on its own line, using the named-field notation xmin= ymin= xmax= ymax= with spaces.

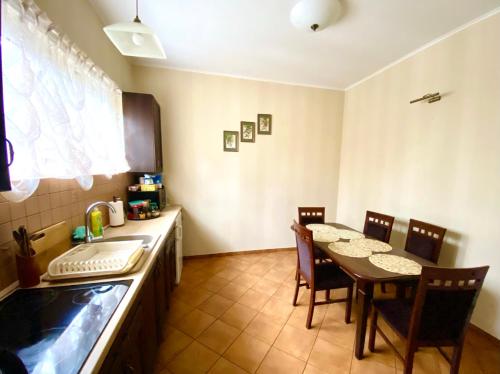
xmin=257 ymin=114 xmax=272 ymax=135
xmin=223 ymin=131 xmax=239 ymax=152
xmin=240 ymin=121 xmax=255 ymax=143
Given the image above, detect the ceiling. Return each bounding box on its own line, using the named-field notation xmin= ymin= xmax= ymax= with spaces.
xmin=89 ymin=0 xmax=500 ymax=90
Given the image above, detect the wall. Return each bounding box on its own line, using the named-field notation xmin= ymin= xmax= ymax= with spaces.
xmin=133 ymin=67 xmax=344 ymax=256
xmin=35 ymin=0 xmax=135 ymax=91
xmin=337 ymin=13 xmax=500 ymax=337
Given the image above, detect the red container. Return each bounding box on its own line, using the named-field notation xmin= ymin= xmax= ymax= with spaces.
xmin=15 ymin=254 xmax=40 ymax=288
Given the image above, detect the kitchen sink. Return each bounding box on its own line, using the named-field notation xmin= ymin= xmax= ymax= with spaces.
xmin=95 ymin=234 xmax=159 ymax=250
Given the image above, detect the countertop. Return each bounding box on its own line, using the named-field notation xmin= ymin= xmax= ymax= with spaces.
xmin=1 ymin=205 xmax=182 ymax=374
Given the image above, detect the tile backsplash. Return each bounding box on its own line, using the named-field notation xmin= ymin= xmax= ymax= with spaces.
xmin=0 ymin=173 xmax=132 ymax=290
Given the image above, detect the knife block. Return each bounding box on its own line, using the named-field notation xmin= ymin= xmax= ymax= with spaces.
xmin=16 ymin=254 xmax=40 ymax=288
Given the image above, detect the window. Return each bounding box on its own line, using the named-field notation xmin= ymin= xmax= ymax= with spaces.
xmin=1 ymin=0 xmax=129 ymax=201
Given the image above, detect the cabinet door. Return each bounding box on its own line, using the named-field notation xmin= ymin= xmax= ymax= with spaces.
xmin=154 ymin=245 xmax=166 ymax=329
xmin=122 ymin=92 xmax=163 ymax=173
xmin=139 ymin=273 xmax=158 ymax=372
xmin=122 ymin=305 xmax=144 ymax=374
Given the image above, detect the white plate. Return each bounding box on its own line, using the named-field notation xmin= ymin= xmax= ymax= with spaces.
xmin=350 ymin=238 xmax=392 ymax=252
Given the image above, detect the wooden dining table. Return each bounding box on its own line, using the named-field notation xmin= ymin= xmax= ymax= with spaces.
xmin=314 ymin=223 xmax=437 ymax=360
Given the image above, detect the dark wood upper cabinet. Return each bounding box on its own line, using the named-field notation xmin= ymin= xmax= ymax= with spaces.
xmin=122 ymin=92 xmax=163 ymax=173
xmin=0 ymin=3 xmax=12 ymax=191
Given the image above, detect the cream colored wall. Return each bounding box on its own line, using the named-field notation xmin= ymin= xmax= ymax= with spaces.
xmin=133 ymin=67 xmax=344 ymax=256
xmin=35 ymin=0 xmax=134 ymax=91
xmin=337 ymin=13 xmax=500 ymax=337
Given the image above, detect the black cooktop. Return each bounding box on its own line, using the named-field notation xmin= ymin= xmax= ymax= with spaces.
xmin=0 ymin=280 xmax=131 ymax=374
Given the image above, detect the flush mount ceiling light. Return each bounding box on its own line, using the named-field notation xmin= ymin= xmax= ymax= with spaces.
xmin=103 ymin=0 xmax=166 ymax=59
xmin=290 ymin=0 xmax=341 ymax=32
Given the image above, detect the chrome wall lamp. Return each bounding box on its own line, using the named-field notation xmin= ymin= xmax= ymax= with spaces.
xmin=410 ymin=92 xmax=441 ymax=104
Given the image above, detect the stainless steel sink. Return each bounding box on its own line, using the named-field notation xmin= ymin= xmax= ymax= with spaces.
xmin=95 ymin=234 xmax=159 ymax=250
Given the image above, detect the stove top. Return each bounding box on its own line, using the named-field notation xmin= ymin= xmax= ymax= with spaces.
xmin=0 ymin=280 xmax=131 ymax=374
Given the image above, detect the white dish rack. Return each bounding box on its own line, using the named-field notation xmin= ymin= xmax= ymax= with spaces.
xmin=47 ymin=240 xmax=144 ymax=280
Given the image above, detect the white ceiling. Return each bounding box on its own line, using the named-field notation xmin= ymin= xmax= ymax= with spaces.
xmin=89 ymin=0 xmax=500 ymax=90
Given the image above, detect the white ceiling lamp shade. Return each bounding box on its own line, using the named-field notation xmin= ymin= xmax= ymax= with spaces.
xmin=103 ymin=0 xmax=166 ymax=59
xmin=290 ymin=0 xmax=341 ymax=32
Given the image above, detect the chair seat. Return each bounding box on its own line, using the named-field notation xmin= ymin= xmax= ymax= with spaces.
xmin=314 ymin=262 xmax=354 ymax=291
xmin=314 ymin=246 xmax=329 ymax=260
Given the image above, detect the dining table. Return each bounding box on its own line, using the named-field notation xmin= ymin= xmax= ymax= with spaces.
xmin=314 ymin=223 xmax=437 ymax=360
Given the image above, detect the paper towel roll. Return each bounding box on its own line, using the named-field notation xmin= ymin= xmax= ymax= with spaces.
xmin=109 ymin=200 xmax=125 ymax=226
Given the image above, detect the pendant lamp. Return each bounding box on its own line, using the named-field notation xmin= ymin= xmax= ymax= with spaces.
xmin=103 ymin=0 xmax=166 ymax=59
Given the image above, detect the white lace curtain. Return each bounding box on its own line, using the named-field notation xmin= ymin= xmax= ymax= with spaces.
xmin=1 ymin=0 xmax=130 ymax=201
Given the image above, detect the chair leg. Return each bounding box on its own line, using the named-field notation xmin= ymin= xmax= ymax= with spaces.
xmin=345 ymin=285 xmax=353 ymax=324
xmin=403 ymin=346 xmax=416 ymax=374
xmin=368 ymin=309 xmax=377 ymax=352
xmin=325 ymin=289 xmax=330 ymax=301
xmin=306 ymin=289 xmax=316 ymax=329
xmin=450 ymin=344 xmax=464 ymax=374
xmin=292 ymin=271 xmax=300 ymax=307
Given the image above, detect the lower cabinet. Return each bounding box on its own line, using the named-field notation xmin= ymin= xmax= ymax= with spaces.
xmin=99 ymin=229 xmax=177 ymax=374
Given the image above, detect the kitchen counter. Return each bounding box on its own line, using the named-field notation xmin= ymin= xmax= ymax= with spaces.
xmin=1 ymin=205 xmax=182 ymax=374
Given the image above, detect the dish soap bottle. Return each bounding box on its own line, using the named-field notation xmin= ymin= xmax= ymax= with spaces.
xmin=90 ymin=208 xmax=103 ymax=239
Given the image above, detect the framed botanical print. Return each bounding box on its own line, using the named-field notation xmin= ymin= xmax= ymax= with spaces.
xmin=223 ymin=131 xmax=239 ymax=152
xmin=240 ymin=121 xmax=255 ymax=143
xmin=257 ymin=114 xmax=272 ymax=135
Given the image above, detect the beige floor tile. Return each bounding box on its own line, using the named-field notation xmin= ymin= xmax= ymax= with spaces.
xmin=208 ymin=357 xmax=247 ymax=374
xmin=264 ymin=268 xmax=290 ymax=283
xmin=287 ymin=303 xmax=327 ymax=331
xmin=252 ymin=278 xmax=282 ymax=296
xmin=244 ymin=312 xmax=283 ymax=345
xmin=218 ymin=282 xmax=250 ymax=301
xmin=272 ymin=283 xmax=297 ymax=303
xmin=175 ymin=309 xmax=216 ymax=338
xmin=256 ymin=347 xmax=306 ymax=374
xmin=217 ymin=268 xmax=241 ymax=281
xmin=197 ymin=320 xmax=241 ymax=354
xmin=317 ymin=318 xmax=355 ymax=350
xmin=198 ymin=294 xmax=234 ymax=318
xmin=351 ymin=358 xmax=396 ymax=374
xmin=261 ymin=296 xmax=294 ymax=325
xmin=273 ymin=324 xmax=317 ymax=361
xmin=167 ymin=341 xmax=220 ymax=374
xmin=202 ymin=275 xmax=230 ymax=293
xmin=224 ymin=332 xmax=271 ymax=373
xmin=220 ymin=302 xmax=258 ymax=330
xmin=157 ymin=326 xmax=194 ymax=367
xmin=303 ymin=364 xmax=328 ymax=373
xmin=232 ymin=273 xmax=260 ymax=288
xmin=308 ymin=338 xmax=352 ymax=373
xmin=176 ymin=287 xmax=214 ymax=308
xmin=230 ymin=260 xmax=252 ymax=272
xmin=166 ymin=298 xmax=195 ymax=325
xmin=247 ymin=263 xmax=273 ymax=277
xmin=364 ymin=329 xmax=397 ymax=368
xmin=238 ymin=289 xmax=271 ymax=311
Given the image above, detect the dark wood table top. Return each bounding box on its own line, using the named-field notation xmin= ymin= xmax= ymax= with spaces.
xmin=314 ymin=223 xmax=437 ymax=283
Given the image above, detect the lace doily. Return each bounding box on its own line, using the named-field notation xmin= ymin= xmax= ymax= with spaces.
xmin=369 ymin=254 xmax=422 ymax=275
xmin=312 ymin=231 xmax=340 ymax=243
xmin=350 ymin=238 xmax=392 ymax=253
xmin=328 ymin=242 xmax=372 ymax=258
xmin=306 ymin=224 xmax=337 ymax=233
xmin=335 ymin=229 xmax=365 ymax=240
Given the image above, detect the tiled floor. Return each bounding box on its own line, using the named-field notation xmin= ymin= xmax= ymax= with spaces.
xmin=155 ymin=250 xmax=500 ymax=374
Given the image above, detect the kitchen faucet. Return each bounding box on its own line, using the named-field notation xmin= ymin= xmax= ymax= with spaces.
xmin=85 ymin=201 xmax=116 ymax=243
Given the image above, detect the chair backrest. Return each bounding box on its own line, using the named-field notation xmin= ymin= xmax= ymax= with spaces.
xmin=408 ymin=266 xmax=489 ymax=345
xmin=292 ymin=221 xmax=315 ymax=285
xmin=363 ymin=211 xmax=395 ymax=243
xmin=298 ymin=207 xmax=325 ymax=225
xmin=404 ymin=219 xmax=446 ymax=263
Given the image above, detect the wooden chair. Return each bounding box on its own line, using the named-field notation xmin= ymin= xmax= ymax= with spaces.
xmin=298 ymin=207 xmax=329 ymax=262
xmin=363 ymin=210 xmax=395 ymax=243
xmin=369 ymin=265 xmax=489 ymax=374
xmin=405 ymin=219 xmax=447 ymax=263
xmin=291 ymin=221 xmax=354 ymax=328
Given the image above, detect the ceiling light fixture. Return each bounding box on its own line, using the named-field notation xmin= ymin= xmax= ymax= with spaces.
xmin=103 ymin=0 xmax=166 ymax=59
xmin=290 ymin=0 xmax=341 ymax=32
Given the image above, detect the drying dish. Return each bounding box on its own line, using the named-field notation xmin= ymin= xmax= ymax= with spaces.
xmin=47 ymin=240 xmax=144 ymax=280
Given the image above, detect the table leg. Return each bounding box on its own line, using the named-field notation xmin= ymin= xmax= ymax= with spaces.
xmin=355 ymin=280 xmax=374 ymax=359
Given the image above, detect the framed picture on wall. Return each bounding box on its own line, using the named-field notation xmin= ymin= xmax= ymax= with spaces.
xmin=240 ymin=121 xmax=255 ymax=143
xmin=257 ymin=114 xmax=272 ymax=135
xmin=223 ymin=131 xmax=239 ymax=152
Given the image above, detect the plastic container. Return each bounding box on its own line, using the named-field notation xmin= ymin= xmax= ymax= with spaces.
xmin=90 ymin=208 xmax=103 ymax=238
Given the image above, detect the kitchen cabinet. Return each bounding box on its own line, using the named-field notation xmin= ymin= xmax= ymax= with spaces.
xmin=122 ymin=92 xmax=163 ymax=173
xmin=100 ymin=229 xmax=177 ymax=374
